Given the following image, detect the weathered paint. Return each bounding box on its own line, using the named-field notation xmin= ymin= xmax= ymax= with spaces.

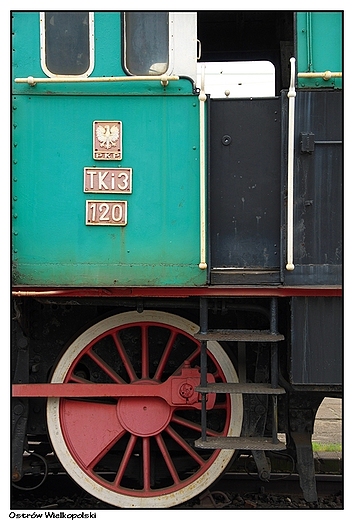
xmin=296 ymin=12 xmax=342 ymax=89
xmin=12 ymin=12 xmax=204 ymax=287
xmin=282 ymin=90 xmax=342 ymax=285
xmin=209 ymin=97 xmax=281 ymax=277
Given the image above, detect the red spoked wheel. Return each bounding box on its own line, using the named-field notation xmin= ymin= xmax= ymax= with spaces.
xmin=47 ymin=311 xmax=242 ymax=508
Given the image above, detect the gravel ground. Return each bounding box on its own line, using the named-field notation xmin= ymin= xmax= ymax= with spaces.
xmin=189 ymin=490 xmax=343 ymax=509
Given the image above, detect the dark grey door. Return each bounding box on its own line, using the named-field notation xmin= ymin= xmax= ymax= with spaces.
xmin=209 ymin=98 xmax=281 ymax=284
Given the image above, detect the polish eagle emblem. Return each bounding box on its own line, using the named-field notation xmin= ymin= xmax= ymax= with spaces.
xmin=96 ymin=124 xmax=120 ymax=150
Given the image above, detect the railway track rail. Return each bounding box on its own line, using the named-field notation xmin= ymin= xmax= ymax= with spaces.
xmin=11 ymin=464 xmax=343 ymax=510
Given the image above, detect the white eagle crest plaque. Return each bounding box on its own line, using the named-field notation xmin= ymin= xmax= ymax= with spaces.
xmin=93 ymin=121 xmax=122 ymax=160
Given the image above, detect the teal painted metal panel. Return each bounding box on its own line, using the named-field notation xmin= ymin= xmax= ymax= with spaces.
xmin=12 ymin=12 xmax=124 ymax=80
xmin=12 ymin=11 xmax=205 ymax=287
xmin=12 ymin=93 xmax=205 ymax=286
xmin=12 ymin=11 xmax=194 ymax=96
xmin=296 ymin=12 xmax=342 ymax=89
xmin=12 ymin=12 xmax=42 ymax=80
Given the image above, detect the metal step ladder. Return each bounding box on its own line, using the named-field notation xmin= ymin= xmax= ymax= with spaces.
xmin=195 ymin=297 xmax=286 ymax=451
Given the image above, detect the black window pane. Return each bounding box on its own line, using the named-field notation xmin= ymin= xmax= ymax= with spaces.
xmin=45 ymin=12 xmax=90 ymax=75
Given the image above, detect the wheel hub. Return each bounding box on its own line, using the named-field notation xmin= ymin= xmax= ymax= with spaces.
xmin=117 ymin=395 xmax=172 ymax=436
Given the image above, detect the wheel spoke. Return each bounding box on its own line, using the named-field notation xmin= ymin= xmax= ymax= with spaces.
xmin=211 ymin=401 xmax=228 ymax=411
xmin=154 ymin=330 xmax=177 ymax=381
xmin=114 ymin=434 xmax=138 ymax=486
xmin=165 ymin=425 xmax=205 ymax=466
xmin=112 ymin=332 xmax=138 ymax=382
xmin=141 ymin=325 xmax=149 ymax=379
xmin=155 ymin=433 xmax=180 ymax=484
xmin=172 ymin=345 xmax=200 ymax=376
xmin=86 ymin=349 xmax=126 ymax=383
xmin=69 ymin=374 xmax=93 ymax=384
xmin=142 ymin=437 xmax=151 ymax=490
xmin=172 ymin=414 xmax=222 ymax=437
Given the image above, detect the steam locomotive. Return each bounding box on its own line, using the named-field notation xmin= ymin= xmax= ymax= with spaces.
xmin=12 ymin=11 xmax=342 ymax=508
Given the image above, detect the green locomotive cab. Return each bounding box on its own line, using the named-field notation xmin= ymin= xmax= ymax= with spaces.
xmin=13 ymin=12 xmax=203 ymax=287
xmin=12 ymin=11 xmax=342 ymax=289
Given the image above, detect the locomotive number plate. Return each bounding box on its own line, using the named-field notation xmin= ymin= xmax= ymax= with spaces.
xmin=84 ymin=168 xmax=132 ymax=193
xmin=86 ymin=200 xmax=127 ymax=226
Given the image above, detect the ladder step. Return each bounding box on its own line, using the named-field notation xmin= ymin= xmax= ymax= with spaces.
xmin=195 ymin=436 xmax=286 ymax=451
xmin=194 ymin=329 xmax=284 ymax=342
xmin=196 ymin=383 xmax=286 ymax=395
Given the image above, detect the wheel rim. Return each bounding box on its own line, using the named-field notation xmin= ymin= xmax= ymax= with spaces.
xmin=47 ymin=311 xmax=243 ymax=508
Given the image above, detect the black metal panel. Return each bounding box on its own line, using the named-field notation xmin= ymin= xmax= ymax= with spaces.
xmin=290 ymin=297 xmax=342 ymax=385
xmin=282 ymin=90 xmax=342 ymax=285
xmin=209 ymin=98 xmax=282 ymax=284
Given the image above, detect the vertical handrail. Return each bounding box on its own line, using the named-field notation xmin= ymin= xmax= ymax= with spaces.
xmin=286 ymin=57 xmax=296 ymax=271
xmin=198 ymin=64 xmax=207 ymax=270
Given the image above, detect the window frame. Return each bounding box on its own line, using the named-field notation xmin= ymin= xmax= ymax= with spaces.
xmin=122 ymin=12 xmax=174 ymax=76
xmin=40 ymin=11 xmax=95 ymax=78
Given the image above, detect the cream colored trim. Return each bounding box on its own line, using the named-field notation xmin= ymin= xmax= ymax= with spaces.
xmin=40 ymin=12 xmax=95 ymax=78
xmin=286 ymin=58 xmax=296 ymax=271
xmin=15 ymin=74 xmax=178 ymax=86
xmin=198 ymin=64 xmax=207 ymax=270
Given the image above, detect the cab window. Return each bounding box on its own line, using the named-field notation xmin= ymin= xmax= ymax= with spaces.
xmin=124 ymin=12 xmax=169 ymax=75
xmin=41 ymin=11 xmax=94 ymax=76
